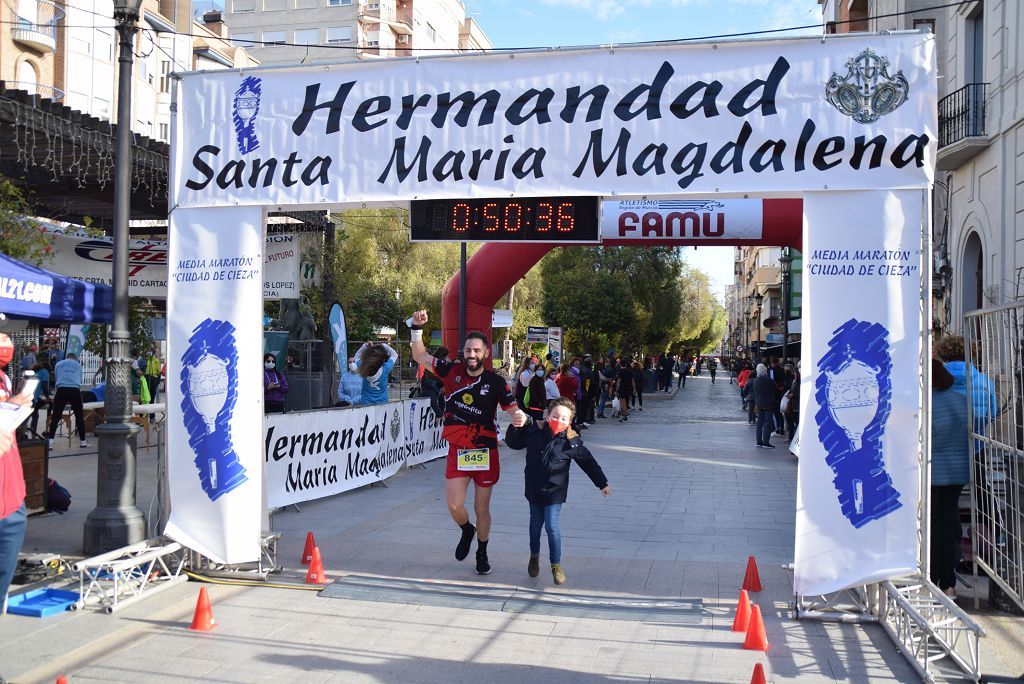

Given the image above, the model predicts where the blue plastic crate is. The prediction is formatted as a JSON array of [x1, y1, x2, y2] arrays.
[[6, 588, 80, 617]]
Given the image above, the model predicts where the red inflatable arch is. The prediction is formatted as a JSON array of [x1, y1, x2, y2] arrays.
[[440, 198, 803, 356]]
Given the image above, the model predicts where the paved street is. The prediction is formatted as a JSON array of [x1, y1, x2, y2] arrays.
[[1, 374, 1018, 682]]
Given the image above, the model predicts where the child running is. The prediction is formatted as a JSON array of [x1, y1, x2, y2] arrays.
[[504, 397, 610, 585]]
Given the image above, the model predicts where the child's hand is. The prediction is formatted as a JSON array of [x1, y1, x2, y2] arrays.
[[601, 486, 611, 497]]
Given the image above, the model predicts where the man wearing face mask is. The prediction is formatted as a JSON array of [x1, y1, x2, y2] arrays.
[[408, 310, 527, 576], [337, 357, 363, 407], [1, 333, 33, 610]]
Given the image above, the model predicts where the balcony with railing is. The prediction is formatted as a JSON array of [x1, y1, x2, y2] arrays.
[[9, 0, 63, 52], [937, 83, 989, 171]]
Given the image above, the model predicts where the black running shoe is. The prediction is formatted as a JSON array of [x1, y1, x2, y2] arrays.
[[455, 523, 476, 561], [476, 549, 491, 575]]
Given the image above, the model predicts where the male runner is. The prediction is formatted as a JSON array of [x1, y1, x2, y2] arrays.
[[408, 310, 527, 575]]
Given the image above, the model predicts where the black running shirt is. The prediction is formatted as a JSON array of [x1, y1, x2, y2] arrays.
[[431, 358, 516, 449]]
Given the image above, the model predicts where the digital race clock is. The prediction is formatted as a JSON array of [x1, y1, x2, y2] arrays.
[[409, 197, 600, 243]]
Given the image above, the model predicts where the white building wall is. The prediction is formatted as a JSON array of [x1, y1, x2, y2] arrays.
[[63, 0, 116, 119], [940, 0, 1024, 328]]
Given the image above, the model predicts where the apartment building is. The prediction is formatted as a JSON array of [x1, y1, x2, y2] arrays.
[[224, 0, 491, 66], [0, 0, 62, 98], [731, 246, 784, 357], [2, 0, 256, 144]]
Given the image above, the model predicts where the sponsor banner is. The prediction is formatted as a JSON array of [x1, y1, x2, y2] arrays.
[[173, 34, 934, 209], [164, 206, 264, 564], [526, 326, 548, 344], [45, 230, 301, 300], [794, 190, 923, 596], [264, 402, 408, 508], [404, 398, 449, 466], [328, 301, 347, 376], [601, 199, 763, 241]]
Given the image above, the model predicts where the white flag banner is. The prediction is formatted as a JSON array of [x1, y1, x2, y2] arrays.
[[404, 398, 448, 467], [264, 403, 407, 508], [601, 199, 763, 241], [44, 229, 302, 299], [794, 190, 923, 596], [164, 206, 264, 564], [173, 34, 935, 209]]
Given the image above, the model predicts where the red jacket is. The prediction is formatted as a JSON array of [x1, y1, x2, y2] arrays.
[[554, 372, 579, 400], [737, 369, 751, 388], [0, 370, 25, 518]]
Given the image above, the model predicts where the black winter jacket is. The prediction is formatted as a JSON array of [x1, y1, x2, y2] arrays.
[[751, 374, 778, 410], [505, 419, 608, 506]]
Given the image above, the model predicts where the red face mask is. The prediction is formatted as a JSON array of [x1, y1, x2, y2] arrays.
[[0, 337, 13, 367], [547, 418, 569, 434]]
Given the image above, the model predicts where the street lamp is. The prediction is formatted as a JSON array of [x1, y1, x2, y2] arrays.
[[754, 291, 764, 362], [84, 0, 146, 554], [779, 248, 793, 363]]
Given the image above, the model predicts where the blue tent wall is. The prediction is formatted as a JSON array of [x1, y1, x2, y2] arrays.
[[0, 253, 112, 323]]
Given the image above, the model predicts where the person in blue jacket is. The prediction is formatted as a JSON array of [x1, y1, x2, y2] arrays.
[[504, 396, 610, 586], [935, 335, 996, 428], [355, 342, 398, 405], [930, 358, 970, 598], [337, 357, 363, 407]]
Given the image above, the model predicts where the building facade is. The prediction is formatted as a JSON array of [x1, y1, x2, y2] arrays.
[[225, 0, 491, 66], [3, 0, 256, 144], [821, 0, 1023, 332]]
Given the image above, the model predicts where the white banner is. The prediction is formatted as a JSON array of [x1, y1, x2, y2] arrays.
[[164, 206, 264, 564], [404, 398, 448, 466], [547, 327, 563, 368], [45, 230, 302, 300], [794, 190, 923, 596], [264, 402, 408, 508], [601, 199, 763, 241], [173, 34, 935, 209]]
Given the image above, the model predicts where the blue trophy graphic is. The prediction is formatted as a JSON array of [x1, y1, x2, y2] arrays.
[[232, 76, 262, 155], [814, 318, 901, 528], [180, 318, 248, 501]]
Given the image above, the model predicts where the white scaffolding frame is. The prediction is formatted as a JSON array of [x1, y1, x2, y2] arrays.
[[71, 540, 187, 614]]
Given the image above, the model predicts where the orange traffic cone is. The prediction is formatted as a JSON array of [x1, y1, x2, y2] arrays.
[[301, 531, 316, 566], [743, 604, 769, 651], [305, 547, 327, 585], [732, 589, 752, 632], [750, 662, 767, 684], [188, 587, 216, 632], [742, 555, 763, 592]]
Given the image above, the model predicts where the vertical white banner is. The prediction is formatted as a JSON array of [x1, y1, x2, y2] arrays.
[[794, 190, 923, 596], [165, 206, 264, 564]]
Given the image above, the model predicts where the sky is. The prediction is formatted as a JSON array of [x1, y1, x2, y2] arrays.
[[462, 0, 822, 300]]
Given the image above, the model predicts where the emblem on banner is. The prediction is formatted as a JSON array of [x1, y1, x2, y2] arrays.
[[232, 76, 262, 155], [180, 318, 248, 501], [814, 318, 901, 528], [390, 408, 401, 441], [825, 49, 909, 124]]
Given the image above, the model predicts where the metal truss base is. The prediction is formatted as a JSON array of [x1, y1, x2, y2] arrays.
[[795, 576, 986, 682], [71, 539, 187, 614], [186, 532, 282, 580]]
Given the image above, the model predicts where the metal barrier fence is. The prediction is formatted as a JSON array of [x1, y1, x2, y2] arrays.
[[279, 339, 423, 411], [963, 301, 1024, 613]]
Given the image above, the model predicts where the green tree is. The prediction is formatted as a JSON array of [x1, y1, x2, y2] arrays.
[[0, 177, 54, 265]]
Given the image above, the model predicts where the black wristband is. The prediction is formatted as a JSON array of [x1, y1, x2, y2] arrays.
[[410, 324, 423, 331]]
